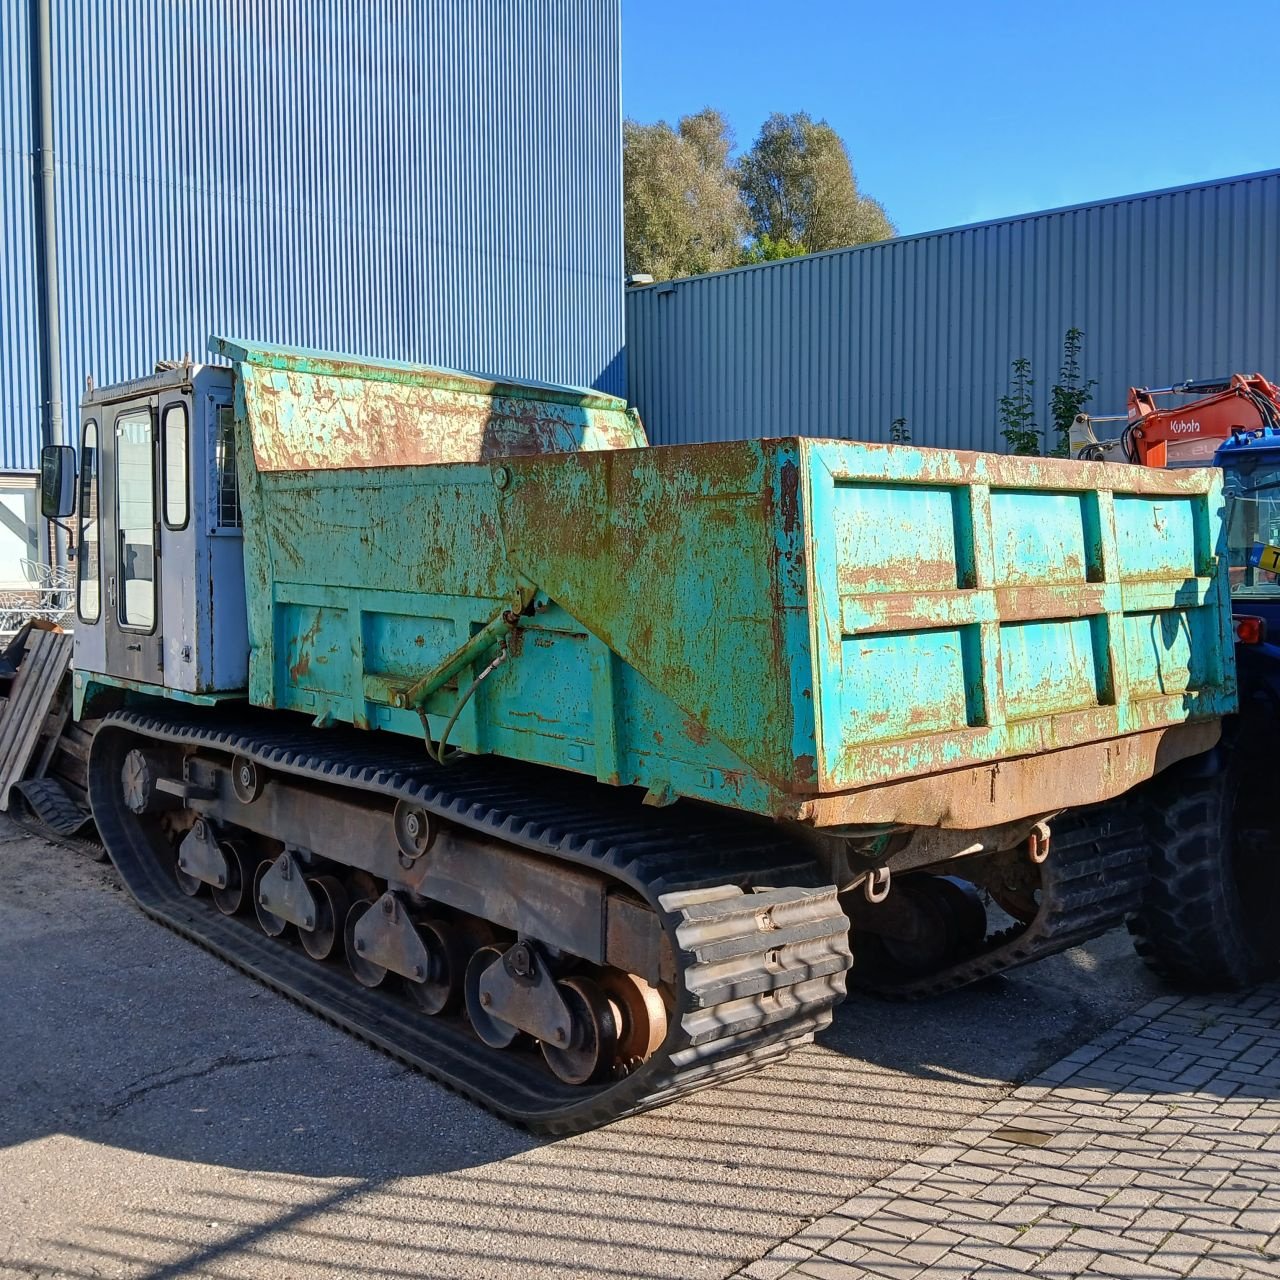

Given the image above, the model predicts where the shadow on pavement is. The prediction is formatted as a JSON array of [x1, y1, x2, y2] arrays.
[[5, 819, 1255, 1280]]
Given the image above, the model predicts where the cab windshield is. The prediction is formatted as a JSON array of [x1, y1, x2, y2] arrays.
[[1223, 460, 1280, 595]]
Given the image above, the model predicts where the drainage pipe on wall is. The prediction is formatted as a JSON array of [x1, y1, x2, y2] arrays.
[[34, 0, 63, 563]]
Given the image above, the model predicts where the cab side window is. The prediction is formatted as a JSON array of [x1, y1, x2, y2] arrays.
[[77, 420, 100, 623], [162, 403, 189, 529]]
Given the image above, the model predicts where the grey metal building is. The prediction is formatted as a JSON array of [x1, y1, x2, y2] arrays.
[[1, 0, 623, 574], [625, 170, 1280, 453]]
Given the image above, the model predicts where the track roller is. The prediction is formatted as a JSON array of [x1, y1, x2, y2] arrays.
[[402, 918, 467, 1014], [175, 818, 236, 901], [175, 860, 203, 897], [393, 800, 436, 863], [299, 874, 349, 961], [254, 859, 292, 938], [541, 976, 619, 1086], [211, 840, 251, 916], [231, 755, 265, 803], [90, 711, 854, 1132], [344, 899, 387, 987], [464, 945, 523, 1048]]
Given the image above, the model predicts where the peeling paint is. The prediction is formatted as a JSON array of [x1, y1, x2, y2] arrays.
[[224, 339, 1236, 828]]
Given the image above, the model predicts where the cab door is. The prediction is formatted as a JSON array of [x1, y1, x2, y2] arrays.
[[104, 399, 164, 683]]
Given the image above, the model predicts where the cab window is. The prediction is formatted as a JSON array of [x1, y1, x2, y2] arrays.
[[77, 421, 100, 623], [162, 402, 189, 529], [116, 410, 156, 630]]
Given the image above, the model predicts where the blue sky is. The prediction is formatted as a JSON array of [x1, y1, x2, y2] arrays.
[[621, 0, 1280, 236]]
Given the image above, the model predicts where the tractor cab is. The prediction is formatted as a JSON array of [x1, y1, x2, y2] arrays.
[[1215, 429, 1280, 672], [40, 361, 248, 706]]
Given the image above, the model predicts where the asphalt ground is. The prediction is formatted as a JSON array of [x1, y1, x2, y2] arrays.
[[0, 816, 1170, 1280]]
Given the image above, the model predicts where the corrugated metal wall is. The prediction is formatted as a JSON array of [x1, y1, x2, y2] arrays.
[[1, 0, 623, 472], [0, 3, 42, 473], [626, 170, 1280, 454]]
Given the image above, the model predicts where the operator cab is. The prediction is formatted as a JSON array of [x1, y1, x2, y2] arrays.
[[1215, 428, 1280, 643], [40, 362, 248, 702]]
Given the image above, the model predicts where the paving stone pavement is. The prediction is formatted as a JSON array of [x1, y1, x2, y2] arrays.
[[737, 983, 1280, 1280]]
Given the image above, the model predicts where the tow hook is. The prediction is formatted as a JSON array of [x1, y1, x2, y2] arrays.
[[864, 866, 892, 903], [1027, 821, 1051, 865]]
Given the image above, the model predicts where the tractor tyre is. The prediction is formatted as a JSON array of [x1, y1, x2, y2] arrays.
[[1128, 757, 1280, 990]]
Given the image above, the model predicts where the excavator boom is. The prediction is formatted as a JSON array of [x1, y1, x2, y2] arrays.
[[1075, 372, 1280, 467]]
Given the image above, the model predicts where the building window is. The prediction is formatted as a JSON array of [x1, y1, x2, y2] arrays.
[[77, 421, 100, 623], [0, 477, 38, 585], [215, 404, 241, 529], [162, 402, 189, 529]]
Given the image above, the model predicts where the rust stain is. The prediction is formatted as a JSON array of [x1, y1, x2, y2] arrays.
[[288, 612, 324, 683], [507, 709, 563, 725], [682, 716, 710, 747], [248, 365, 644, 474], [800, 721, 1220, 830], [778, 460, 800, 536], [838, 554, 957, 593]]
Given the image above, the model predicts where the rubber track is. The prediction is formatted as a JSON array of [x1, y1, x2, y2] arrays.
[[11, 776, 97, 838], [91, 708, 852, 1134], [856, 802, 1149, 999]]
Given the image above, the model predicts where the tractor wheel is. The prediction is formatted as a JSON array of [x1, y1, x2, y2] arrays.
[[1128, 757, 1280, 990]]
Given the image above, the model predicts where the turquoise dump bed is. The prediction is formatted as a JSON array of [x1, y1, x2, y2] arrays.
[[226, 342, 1232, 830]]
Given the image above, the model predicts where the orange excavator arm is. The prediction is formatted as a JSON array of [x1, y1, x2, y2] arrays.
[[1125, 373, 1280, 466]]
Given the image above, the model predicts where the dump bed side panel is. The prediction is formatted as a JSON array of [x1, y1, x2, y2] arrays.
[[494, 440, 816, 790], [231, 353, 814, 809], [805, 440, 1235, 802], [218, 338, 646, 473], [228, 335, 1233, 830]]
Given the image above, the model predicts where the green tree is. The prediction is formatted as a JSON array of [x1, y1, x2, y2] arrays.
[[623, 109, 747, 281], [737, 111, 895, 253], [739, 233, 806, 265], [999, 357, 1041, 455], [1048, 327, 1098, 457]]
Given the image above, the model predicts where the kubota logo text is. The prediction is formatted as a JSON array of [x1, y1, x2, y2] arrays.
[[1169, 419, 1201, 433]]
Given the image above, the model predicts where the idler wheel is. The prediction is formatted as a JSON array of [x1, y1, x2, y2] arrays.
[[121, 749, 156, 814], [344, 899, 388, 987], [597, 970, 668, 1064], [464, 945, 521, 1049], [211, 840, 250, 916], [541, 976, 619, 1086], [299, 874, 349, 962], [404, 918, 467, 1015], [253, 859, 291, 938]]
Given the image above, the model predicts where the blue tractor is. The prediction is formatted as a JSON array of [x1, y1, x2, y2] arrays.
[[1128, 427, 1280, 987]]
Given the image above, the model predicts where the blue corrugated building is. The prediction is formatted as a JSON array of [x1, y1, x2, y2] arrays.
[[626, 169, 1280, 454], [0, 0, 623, 576]]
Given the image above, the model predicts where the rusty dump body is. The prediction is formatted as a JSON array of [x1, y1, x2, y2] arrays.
[[70, 339, 1239, 1130], [209, 340, 1236, 833]]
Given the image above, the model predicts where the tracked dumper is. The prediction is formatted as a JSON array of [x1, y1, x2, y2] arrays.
[[44, 340, 1235, 1132]]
